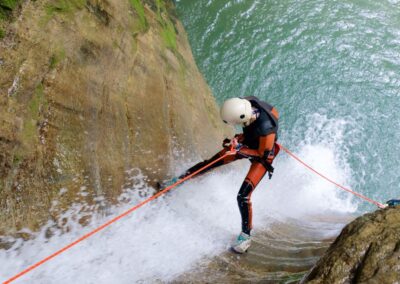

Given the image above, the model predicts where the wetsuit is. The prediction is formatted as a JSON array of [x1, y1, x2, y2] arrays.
[[179, 97, 279, 235]]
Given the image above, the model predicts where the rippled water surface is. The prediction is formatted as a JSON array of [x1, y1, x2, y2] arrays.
[[174, 0, 400, 281], [176, 0, 400, 208]]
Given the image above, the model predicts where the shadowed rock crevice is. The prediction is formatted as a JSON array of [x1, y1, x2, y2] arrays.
[[86, 0, 111, 26], [351, 243, 372, 283]]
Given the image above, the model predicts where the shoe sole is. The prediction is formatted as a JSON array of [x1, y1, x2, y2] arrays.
[[230, 247, 248, 254]]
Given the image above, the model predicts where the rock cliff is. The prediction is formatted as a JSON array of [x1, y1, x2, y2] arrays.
[[0, 0, 230, 235], [302, 207, 400, 284]]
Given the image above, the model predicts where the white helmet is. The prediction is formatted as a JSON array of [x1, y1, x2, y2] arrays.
[[220, 98, 252, 126]]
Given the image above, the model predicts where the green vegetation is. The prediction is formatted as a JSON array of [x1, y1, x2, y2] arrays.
[[0, 0, 21, 20], [42, 0, 87, 26], [128, 0, 177, 50], [49, 49, 66, 69], [29, 83, 46, 120], [0, 0, 21, 39], [155, 0, 177, 51], [49, 55, 58, 69], [160, 18, 176, 50], [45, 0, 86, 16], [12, 152, 22, 165], [22, 116, 38, 146], [129, 0, 148, 31], [22, 83, 47, 147], [0, 0, 19, 10]]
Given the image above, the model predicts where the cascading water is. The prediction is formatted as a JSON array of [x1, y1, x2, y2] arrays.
[[2, 0, 400, 283], [0, 146, 354, 283]]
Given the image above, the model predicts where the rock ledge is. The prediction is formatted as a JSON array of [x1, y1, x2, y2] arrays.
[[302, 207, 400, 284]]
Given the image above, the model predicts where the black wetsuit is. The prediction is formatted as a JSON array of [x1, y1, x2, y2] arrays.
[[180, 97, 279, 235]]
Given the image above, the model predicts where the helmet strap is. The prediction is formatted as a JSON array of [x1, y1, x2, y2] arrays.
[[242, 108, 260, 127], [252, 107, 260, 118]]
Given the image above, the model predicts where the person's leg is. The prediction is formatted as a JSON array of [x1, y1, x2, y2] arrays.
[[159, 148, 240, 189], [232, 161, 267, 253], [237, 161, 267, 235], [179, 148, 239, 179]]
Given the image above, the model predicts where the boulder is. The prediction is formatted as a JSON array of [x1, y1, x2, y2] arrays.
[[302, 207, 400, 284]]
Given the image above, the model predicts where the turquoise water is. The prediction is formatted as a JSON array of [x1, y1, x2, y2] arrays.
[[176, 0, 400, 210]]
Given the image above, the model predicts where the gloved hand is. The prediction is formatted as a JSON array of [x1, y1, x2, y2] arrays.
[[234, 133, 244, 143], [222, 138, 231, 148], [231, 137, 243, 151], [223, 137, 243, 151], [234, 142, 243, 151], [223, 134, 245, 146]]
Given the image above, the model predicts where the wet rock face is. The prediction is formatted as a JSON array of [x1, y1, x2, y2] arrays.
[[302, 207, 400, 284], [0, 0, 230, 235]]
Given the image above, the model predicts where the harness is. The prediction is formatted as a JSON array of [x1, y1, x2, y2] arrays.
[[241, 96, 280, 178]]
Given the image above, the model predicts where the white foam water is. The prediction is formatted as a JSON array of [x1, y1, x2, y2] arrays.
[[1, 136, 357, 283]]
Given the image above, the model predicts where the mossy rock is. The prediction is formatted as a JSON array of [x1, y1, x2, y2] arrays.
[[49, 49, 66, 69], [0, 0, 20, 10], [154, 0, 177, 51], [302, 207, 400, 283], [45, 0, 87, 16], [0, 0, 21, 20], [129, 0, 147, 31], [0, 0, 228, 237]]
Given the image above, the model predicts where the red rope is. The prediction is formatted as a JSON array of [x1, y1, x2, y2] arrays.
[[3, 149, 238, 284], [3, 142, 386, 283], [277, 143, 386, 209]]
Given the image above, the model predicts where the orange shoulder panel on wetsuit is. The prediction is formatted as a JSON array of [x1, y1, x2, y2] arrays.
[[271, 107, 279, 119], [258, 133, 276, 156]]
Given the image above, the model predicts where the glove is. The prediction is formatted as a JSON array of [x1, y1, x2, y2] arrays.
[[234, 142, 243, 151], [231, 137, 243, 151], [234, 133, 244, 143], [222, 138, 231, 148]]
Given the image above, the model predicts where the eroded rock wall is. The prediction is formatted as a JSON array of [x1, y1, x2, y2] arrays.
[[0, 0, 230, 235]]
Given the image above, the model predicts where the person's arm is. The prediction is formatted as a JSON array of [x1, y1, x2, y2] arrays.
[[238, 133, 276, 159]]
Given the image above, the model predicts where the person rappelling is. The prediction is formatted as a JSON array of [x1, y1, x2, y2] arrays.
[[162, 96, 280, 253]]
